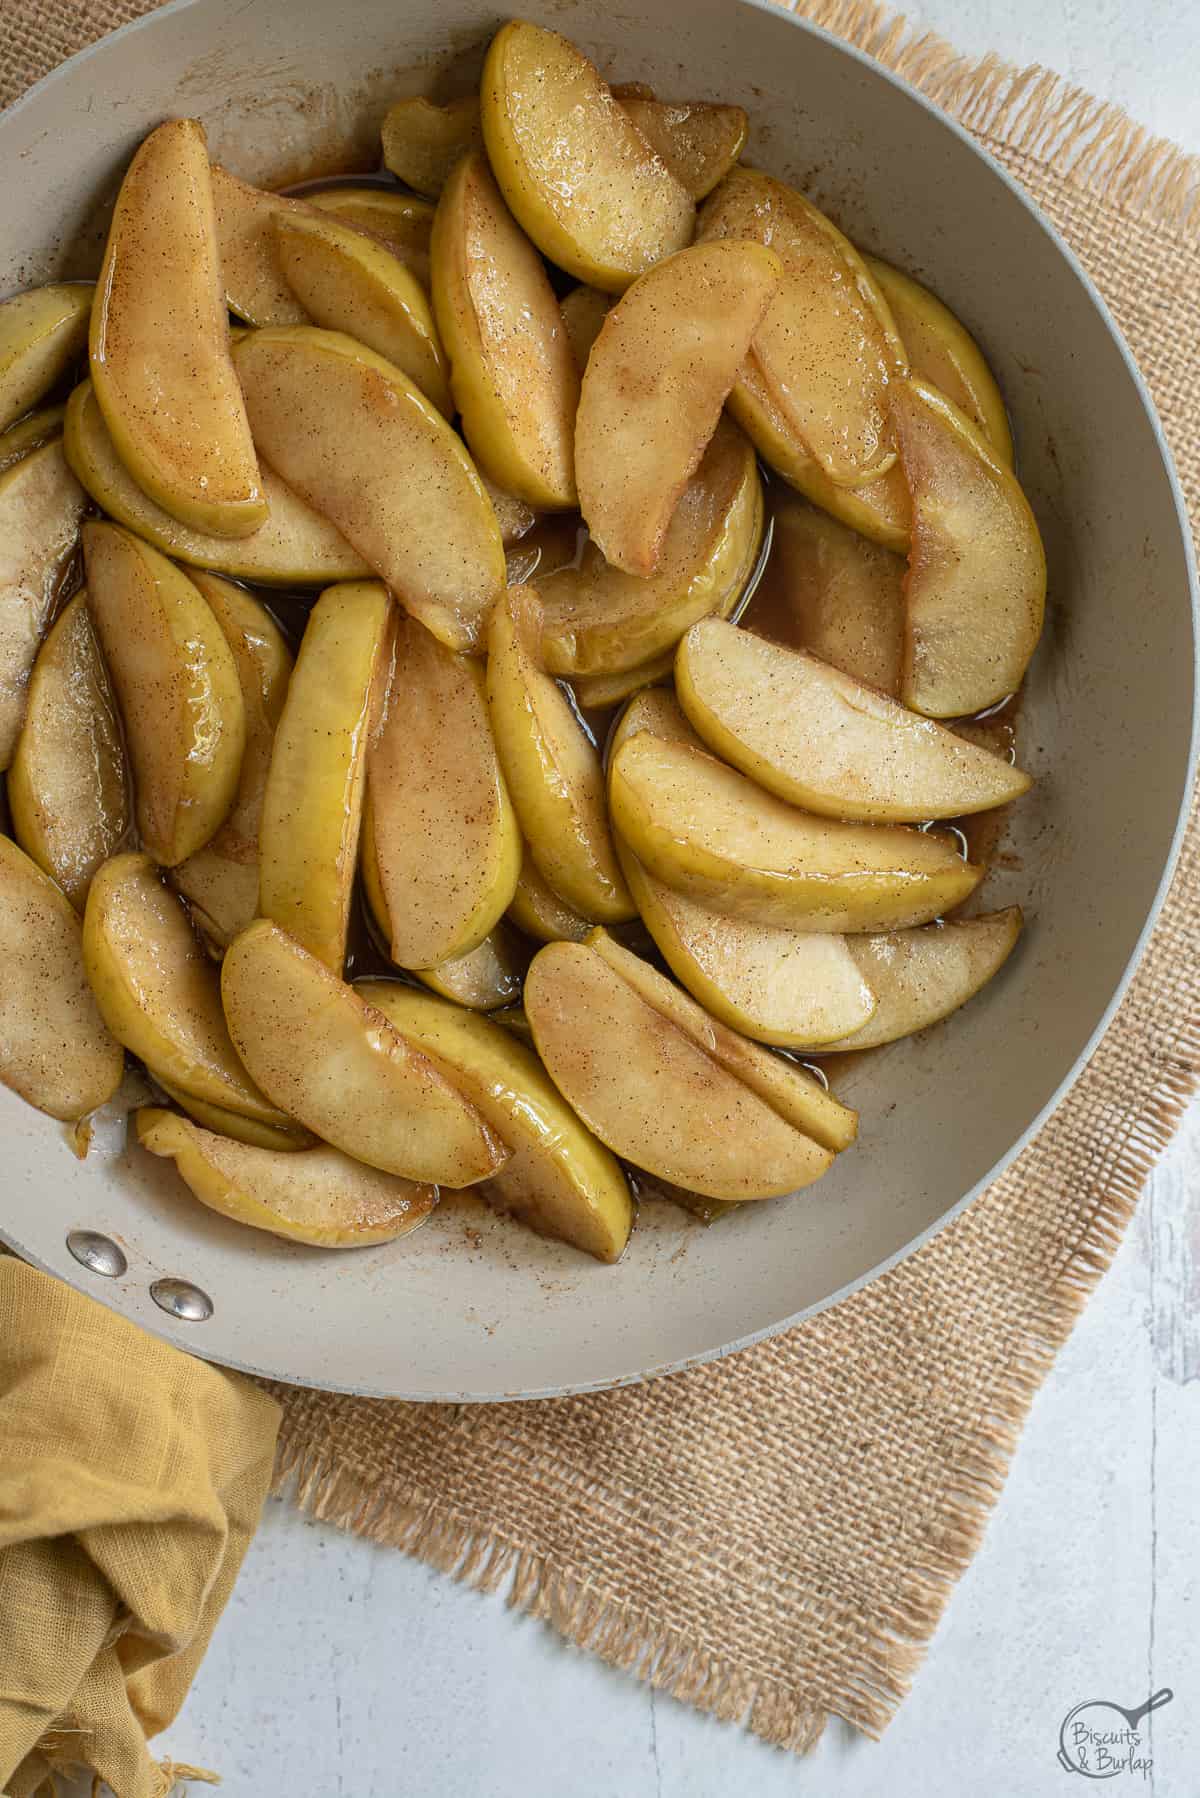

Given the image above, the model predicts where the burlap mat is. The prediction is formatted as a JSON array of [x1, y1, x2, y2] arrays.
[[6, 0, 1199, 1753]]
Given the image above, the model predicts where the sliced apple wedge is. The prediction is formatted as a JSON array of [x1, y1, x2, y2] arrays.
[[0, 439, 88, 769], [698, 168, 906, 489], [137, 1109, 437, 1247], [171, 576, 293, 952], [153, 1079, 314, 1153], [893, 378, 1046, 717], [0, 835, 124, 1121], [381, 95, 484, 197], [309, 189, 435, 285], [506, 849, 591, 944], [90, 119, 265, 538], [9, 593, 130, 909], [366, 984, 633, 1262], [83, 853, 285, 1126], [560, 287, 611, 374], [0, 283, 92, 431], [676, 618, 1031, 821], [570, 653, 675, 711], [210, 165, 310, 327], [258, 579, 390, 973], [481, 21, 693, 292], [826, 909, 1023, 1051], [575, 241, 780, 575], [617, 844, 876, 1048], [608, 684, 706, 760], [588, 929, 857, 1150], [745, 493, 905, 696], [272, 208, 452, 415], [542, 416, 762, 677], [609, 732, 982, 931], [432, 150, 580, 508], [487, 587, 634, 923], [65, 381, 368, 587], [221, 919, 507, 1186], [734, 370, 912, 553], [867, 259, 1012, 464], [483, 476, 537, 546], [525, 939, 835, 1200], [0, 403, 67, 478], [235, 326, 505, 652], [83, 522, 245, 867], [414, 924, 528, 1012], [366, 614, 520, 969], [616, 96, 748, 201]]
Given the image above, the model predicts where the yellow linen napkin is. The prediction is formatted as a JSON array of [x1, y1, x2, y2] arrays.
[[0, 1259, 280, 1798]]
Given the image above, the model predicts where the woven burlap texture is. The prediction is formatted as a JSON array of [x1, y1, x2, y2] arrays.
[[5, 0, 1198, 1757]]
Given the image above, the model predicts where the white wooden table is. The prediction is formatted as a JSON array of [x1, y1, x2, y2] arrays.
[[67, 3, 1200, 1792]]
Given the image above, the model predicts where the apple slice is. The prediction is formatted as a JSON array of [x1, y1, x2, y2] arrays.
[[482, 476, 537, 546], [366, 614, 520, 969], [745, 493, 905, 695], [8, 592, 130, 909], [541, 416, 762, 676], [0, 283, 92, 431], [893, 378, 1046, 717], [0, 403, 67, 478], [617, 844, 875, 1048], [732, 369, 912, 553], [608, 684, 706, 759], [309, 189, 435, 284], [575, 240, 781, 575], [413, 924, 528, 1012], [83, 522, 245, 867], [826, 909, 1023, 1051], [487, 587, 633, 923], [616, 95, 748, 201], [210, 165, 311, 327], [171, 577, 293, 953], [0, 835, 124, 1121], [221, 919, 507, 1186], [432, 150, 580, 508], [570, 653, 676, 711], [272, 208, 452, 415], [366, 983, 633, 1261], [83, 853, 285, 1126], [381, 95, 484, 197], [560, 287, 611, 374], [525, 939, 835, 1200], [867, 259, 1012, 464], [506, 849, 591, 944], [65, 381, 368, 588], [137, 1109, 437, 1247], [590, 934, 852, 1143], [234, 326, 505, 652], [588, 928, 857, 1150], [153, 1079, 314, 1153], [481, 22, 694, 292], [0, 439, 88, 769], [698, 168, 906, 488], [90, 119, 265, 538], [609, 732, 981, 931], [676, 617, 1032, 821], [258, 579, 390, 973]]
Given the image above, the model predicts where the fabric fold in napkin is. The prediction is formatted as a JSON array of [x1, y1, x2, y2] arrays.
[[0, 1259, 280, 1798]]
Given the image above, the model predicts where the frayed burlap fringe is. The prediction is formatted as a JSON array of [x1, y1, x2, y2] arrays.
[[787, 0, 1200, 233]]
